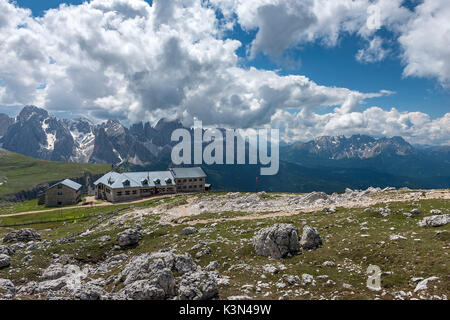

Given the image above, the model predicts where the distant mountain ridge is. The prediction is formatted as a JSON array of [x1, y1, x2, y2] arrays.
[[0, 106, 178, 166], [285, 134, 418, 160], [0, 106, 449, 193]]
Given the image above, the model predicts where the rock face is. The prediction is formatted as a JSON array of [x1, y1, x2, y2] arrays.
[[0, 245, 14, 256], [117, 251, 218, 300], [117, 228, 142, 248], [177, 271, 219, 300], [0, 105, 179, 165], [252, 224, 301, 259], [3, 228, 41, 243], [418, 214, 450, 227], [0, 279, 15, 299], [41, 264, 67, 281], [299, 225, 322, 250], [0, 254, 11, 269]]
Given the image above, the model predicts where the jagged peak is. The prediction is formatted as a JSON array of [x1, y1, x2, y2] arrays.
[[17, 105, 49, 122]]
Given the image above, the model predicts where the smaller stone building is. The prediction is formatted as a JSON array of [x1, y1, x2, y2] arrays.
[[45, 179, 82, 207]]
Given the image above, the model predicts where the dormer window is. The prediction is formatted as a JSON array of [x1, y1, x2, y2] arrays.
[[165, 178, 172, 184], [154, 179, 161, 184], [142, 179, 148, 185], [123, 179, 130, 186], [107, 177, 114, 185]]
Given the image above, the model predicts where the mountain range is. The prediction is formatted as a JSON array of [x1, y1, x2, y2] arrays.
[[0, 105, 449, 193]]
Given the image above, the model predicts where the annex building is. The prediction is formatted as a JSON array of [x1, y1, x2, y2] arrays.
[[43, 179, 82, 207]]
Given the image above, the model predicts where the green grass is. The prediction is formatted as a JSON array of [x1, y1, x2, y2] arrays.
[[0, 148, 110, 196], [0, 195, 180, 227], [0, 194, 448, 300], [0, 199, 47, 215]]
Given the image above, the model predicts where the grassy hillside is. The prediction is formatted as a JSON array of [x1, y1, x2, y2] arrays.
[[0, 148, 110, 196], [0, 193, 448, 300]]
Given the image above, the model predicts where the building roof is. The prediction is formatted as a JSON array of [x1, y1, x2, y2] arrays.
[[169, 167, 206, 179], [94, 171, 175, 189], [49, 179, 82, 191]]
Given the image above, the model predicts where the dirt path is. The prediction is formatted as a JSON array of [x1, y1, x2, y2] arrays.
[[170, 190, 450, 226], [0, 194, 179, 218]]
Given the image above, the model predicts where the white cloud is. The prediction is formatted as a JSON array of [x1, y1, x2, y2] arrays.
[[272, 107, 450, 146], [399, 0, 450, 85], [0, 0, 448, 146], [356, 36, 389, 63], [211, 0, 450, 85], [210, 0, 410, 56]]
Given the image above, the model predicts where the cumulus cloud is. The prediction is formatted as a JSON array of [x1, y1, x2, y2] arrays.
[[272, 108, 450, 146], [210, 0, 410, 56], [0, 0, 448, 146], [399, 0, 450, 85], [212, 0, 450, 86]]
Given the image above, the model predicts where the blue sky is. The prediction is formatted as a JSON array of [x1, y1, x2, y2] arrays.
[[1, 0, 449, 145], [13, 0, 448, 119]]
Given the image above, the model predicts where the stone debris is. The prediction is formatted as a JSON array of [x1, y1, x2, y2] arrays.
[[414, 277, 439, 292], [263, 264, 279, 274], [375, 208, 392, 217], [0, 254, 11, 269], [181, 227, 198, 235], [0, 245, 14, 256], [0, 279, 15, 299]]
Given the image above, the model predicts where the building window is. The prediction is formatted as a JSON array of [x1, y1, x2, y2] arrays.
[[125, 191, 130, 195], [183, 186, 187, 189], [132, 190, 137, 195], [57, 192, 62, 196], [183, 179, 187, 182], [106, 188, 111, 194], [117, 191, 122, 196], [58, 185, 62, 189]]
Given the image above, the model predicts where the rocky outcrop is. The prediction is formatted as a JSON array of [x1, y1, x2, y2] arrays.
[[117, 228, 142, 248], [117, 251, 219, 300], [253, 224, 302, 259], [0, 279, 15, 299], [3, 228, 41, 243], [0, 254, 11, 269], [299, 225, 322, 251], [418, 214, 450, 227], [0, 245, 14, 256], [181, 227, 198, 235], [177, 271, 219, 300]]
